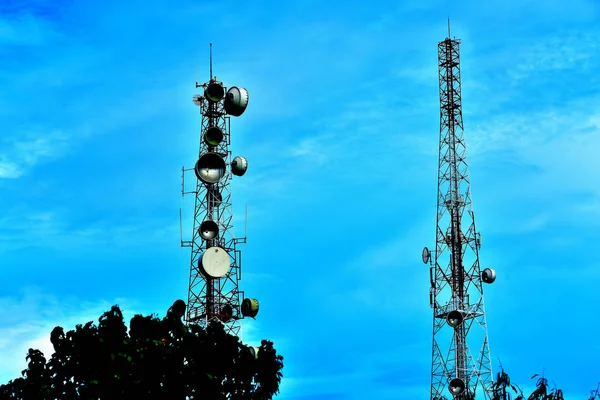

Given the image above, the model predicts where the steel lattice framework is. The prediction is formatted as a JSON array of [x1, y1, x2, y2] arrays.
[[181, 86, 244, 336], [180, 45, 256, 336], [422, 33, 495, 400]]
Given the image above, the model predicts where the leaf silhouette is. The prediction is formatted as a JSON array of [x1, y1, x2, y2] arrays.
[[0, 300, 284, 399]]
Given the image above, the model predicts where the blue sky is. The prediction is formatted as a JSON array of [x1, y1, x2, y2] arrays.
[[1, 0, 599, 398]]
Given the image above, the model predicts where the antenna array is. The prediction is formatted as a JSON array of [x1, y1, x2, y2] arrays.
[[180, 44, 259, 336], [422, 30, 497, 399]]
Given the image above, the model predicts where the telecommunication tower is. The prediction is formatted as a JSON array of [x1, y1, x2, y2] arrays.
[[180, 44, 259, 337], [421, 24, 497, 400]]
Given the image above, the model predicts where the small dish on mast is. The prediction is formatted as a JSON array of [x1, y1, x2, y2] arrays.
[[446, 310, 463, 328], [241, 298, 259, 318], [204, 126, 224, 146], [199, 219, 219, 240], [482, 268, 496, 284], [199, 246, 231, 278], [192, 94, 202, 106], [224, 86, 249, 117], [195, 153, 226, 184], [422, 247, 431, 264], [231, 156, 248, 177], [205, 81, 225, 102], [448, 378, 465, 396]]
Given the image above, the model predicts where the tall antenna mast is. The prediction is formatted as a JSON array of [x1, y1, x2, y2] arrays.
[[209, 42, 213, 81], [181, 44, 258, 337], [422, 29, 497, 400]]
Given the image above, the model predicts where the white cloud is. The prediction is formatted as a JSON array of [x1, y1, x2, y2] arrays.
[[0, 161, 21, 179], [508, 29, 599, 77], [0, 203, 180, 254], [468, 99, 600, 203], [0, 130, 73, 179]]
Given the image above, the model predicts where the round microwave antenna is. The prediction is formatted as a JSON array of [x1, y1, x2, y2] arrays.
[[231, 156, 248, 176], [422, 247, 431, 264], [199, 219, 219, 240], [448, 378, 465, 395], [205, 82, 225, 102], [204, 126, 224, 146], [446, 310, 463, 328], [241, 298, 259, 318], [224, 87, 249, 116], [192, 94, 202, 106], [169, 299, 186, 319], [199, 246, 231, 278], [247, 345, 260, 360], [195, 153, 226, 184], [482, 268, 496, 284]]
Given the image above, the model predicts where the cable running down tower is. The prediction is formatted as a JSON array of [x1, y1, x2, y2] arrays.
[[180, 43, 259, 337], [422, 28, 497, 400]]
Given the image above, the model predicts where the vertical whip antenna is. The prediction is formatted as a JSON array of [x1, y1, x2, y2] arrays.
[[179, 208, 183, 242], [209, 43, 213, 81], [448, 17, 451, 38], [245, 204, 248, 240]]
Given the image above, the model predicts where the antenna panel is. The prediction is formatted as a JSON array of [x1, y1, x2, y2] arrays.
[[224, 87, 249, 116], [199, 219, 219, 240], [422, 246, 431, 264], [199, 247, 231, 278], [231, 156, 248, 176], [205, 82, 225, 102], [204, 126, 224, 146], [195, 153, 226, 184]]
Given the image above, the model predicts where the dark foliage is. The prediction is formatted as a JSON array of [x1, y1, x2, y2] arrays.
[[491, 365, 598, 400], [491, 367, 524, 400], [588, 383, 600, 400], [526, 373, 564, 400], [0, 300, 284, 400], [436, 365, 598, 400]]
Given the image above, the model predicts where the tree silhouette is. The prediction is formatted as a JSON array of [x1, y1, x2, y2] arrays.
[[431, 364, 599, 400], [491, 364, 524, 400], [0, 300, 283, 400], [527, 372, 564, 400], [588, 383, 600, 400]]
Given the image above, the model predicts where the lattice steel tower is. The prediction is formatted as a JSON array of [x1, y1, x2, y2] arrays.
[[421, 26, 497, 400], [180, 44, 259, 337]]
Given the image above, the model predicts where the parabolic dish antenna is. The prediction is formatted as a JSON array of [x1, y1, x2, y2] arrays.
[[482, 268, 496, 284], [224, 86, 249, 117], [199, 219, 219, 240], [248, 346, 260, 360], [446, 310, 463, 328], [422, 247, 430, 264], [192, 94, 202, 106], [241, 298, 259, 318], [195, 153, 226, 184], [204, 126, 224, 146], [448, 378, 465, 395], [205, 82, 225, 102], [199, 246, 231, 278], [231, 156, 248, 177]]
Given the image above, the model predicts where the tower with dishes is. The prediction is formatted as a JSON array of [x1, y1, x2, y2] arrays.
[[422, 25, 496, 399], [180, 44, 259, 336]]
